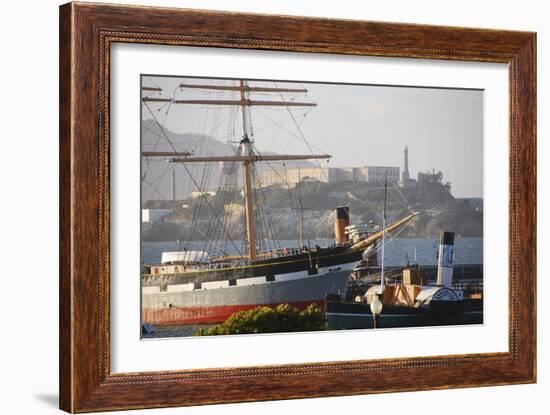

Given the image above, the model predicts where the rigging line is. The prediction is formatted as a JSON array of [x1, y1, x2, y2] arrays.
[[255, 169, 280, 249], [205, 179, 225, 255], [144, 101, 189, 153], [225, 173, 243, 253], [274, 82, 319, 156], [206, 89, 226, 139], [265, 113, 292, 151], [228, 169, 244, 244], [173, 83, 183, 97], [295, 173, 310, 249], [206, 167, 237, 253], [144, 102, 174, 179], [210, 174, 233, 256], [206, 169, 227, 249], [219, 172, 240, 255], [279, 111, 313, 155], [289, 90, 304, 102], [306, 109, 366, 169], [142, 84, 171, 100], [184, 221, 212, 244], [144, 76, 162, 90], [223, 190, 240, 256], [219, 118, 240, 251], [246, 100, 254, 139], [141, 124, 193, 154], [252, 107, 325, 154], [258, 163, 295, 249], [207, 98, 222, 137], [249, 165, 264, 246], [263, 188, 280, 246], [252, 116, 292, 134], [284, 163, 296, 209], [181, 213, 216, 245], [348, 191, 383, 222], [205, 165, 236, 255], [177, 89, 236, 96], [328, 88, 382, 165], [142, 163, 172, 188], [183, 138, 204, 201], [142, 122, 164, 177], [218, 174, 235, 242], [141, 163, 176, 198], [366, 217, 414, 260], [142, 177, 168, 201], [372, 216, 415, 258], [251, 164, 274, 252], [259, 189, 276, 252], [270, 89, 351, 210], [333, 89, 413, 211], [227, 106, 237, 143], [205, 112, 230, 139], [252, 148, 298, 211], [142, 91, 171, 101], [144, 104, 244, 258], [198, 163, 217, 253], [227, 176, 240, 243], [271, 99, 351, 211], [179, 220, 211, 248], [189, 158, 210, 243], [199, 161, 215, 250], [158, 101, 172, 112], [250, 108, 295, 145], [163, 104, 255, 111], [299, 107, 400, 221], [200, 104, 210, 143], [387, 185, 413, 209], [250, 177, 264, 252], [214, 153, 240, 242]]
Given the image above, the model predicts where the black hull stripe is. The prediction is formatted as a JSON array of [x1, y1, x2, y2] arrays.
[[143, 247, 363, 286]]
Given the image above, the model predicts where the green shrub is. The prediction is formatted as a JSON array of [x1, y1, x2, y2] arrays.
[[195, 303, 325, 336]]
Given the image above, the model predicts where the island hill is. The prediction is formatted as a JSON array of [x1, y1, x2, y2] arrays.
[[141, 121, 482, 242], [142, 177, 482, 242]]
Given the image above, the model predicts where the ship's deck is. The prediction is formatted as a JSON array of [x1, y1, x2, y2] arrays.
[[142, 244, 360, 286]]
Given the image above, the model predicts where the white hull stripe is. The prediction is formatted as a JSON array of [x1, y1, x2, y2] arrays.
[[143, 261, 359, 294]]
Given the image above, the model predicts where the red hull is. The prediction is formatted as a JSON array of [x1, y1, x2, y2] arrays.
[[142, 300, 326, 325]]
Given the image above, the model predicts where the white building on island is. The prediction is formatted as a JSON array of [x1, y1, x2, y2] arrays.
[[259, 165, 399, 187]]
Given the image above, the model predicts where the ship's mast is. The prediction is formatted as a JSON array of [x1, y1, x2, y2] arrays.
[[143, 80, 323, 263], [241, 142, 257, 259], [239, 80, 257, 260]]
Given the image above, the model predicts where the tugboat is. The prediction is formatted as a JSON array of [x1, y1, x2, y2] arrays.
[[326, 230, 483, 329]]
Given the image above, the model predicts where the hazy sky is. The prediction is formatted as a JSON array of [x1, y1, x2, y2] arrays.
[[142, 75, 483, 198]]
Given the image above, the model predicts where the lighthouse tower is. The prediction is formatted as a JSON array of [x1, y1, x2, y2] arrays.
[[399, 145, 416, 188], [402, 146, 410, 182]]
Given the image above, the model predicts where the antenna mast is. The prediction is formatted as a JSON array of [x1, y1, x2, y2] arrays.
[[380, 174, 387, 293]]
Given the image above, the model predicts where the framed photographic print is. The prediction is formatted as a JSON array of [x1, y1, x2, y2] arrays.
[[59, 2, 536, 412]]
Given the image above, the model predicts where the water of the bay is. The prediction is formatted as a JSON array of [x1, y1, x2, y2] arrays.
[[141, 237, 483, 339], [141, 237, 483, 266]]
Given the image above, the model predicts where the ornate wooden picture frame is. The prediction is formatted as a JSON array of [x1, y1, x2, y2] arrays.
[[59, 2, 536, 412]]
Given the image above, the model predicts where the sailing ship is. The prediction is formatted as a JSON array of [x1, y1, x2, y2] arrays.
[[141, 79, 417, 326]]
